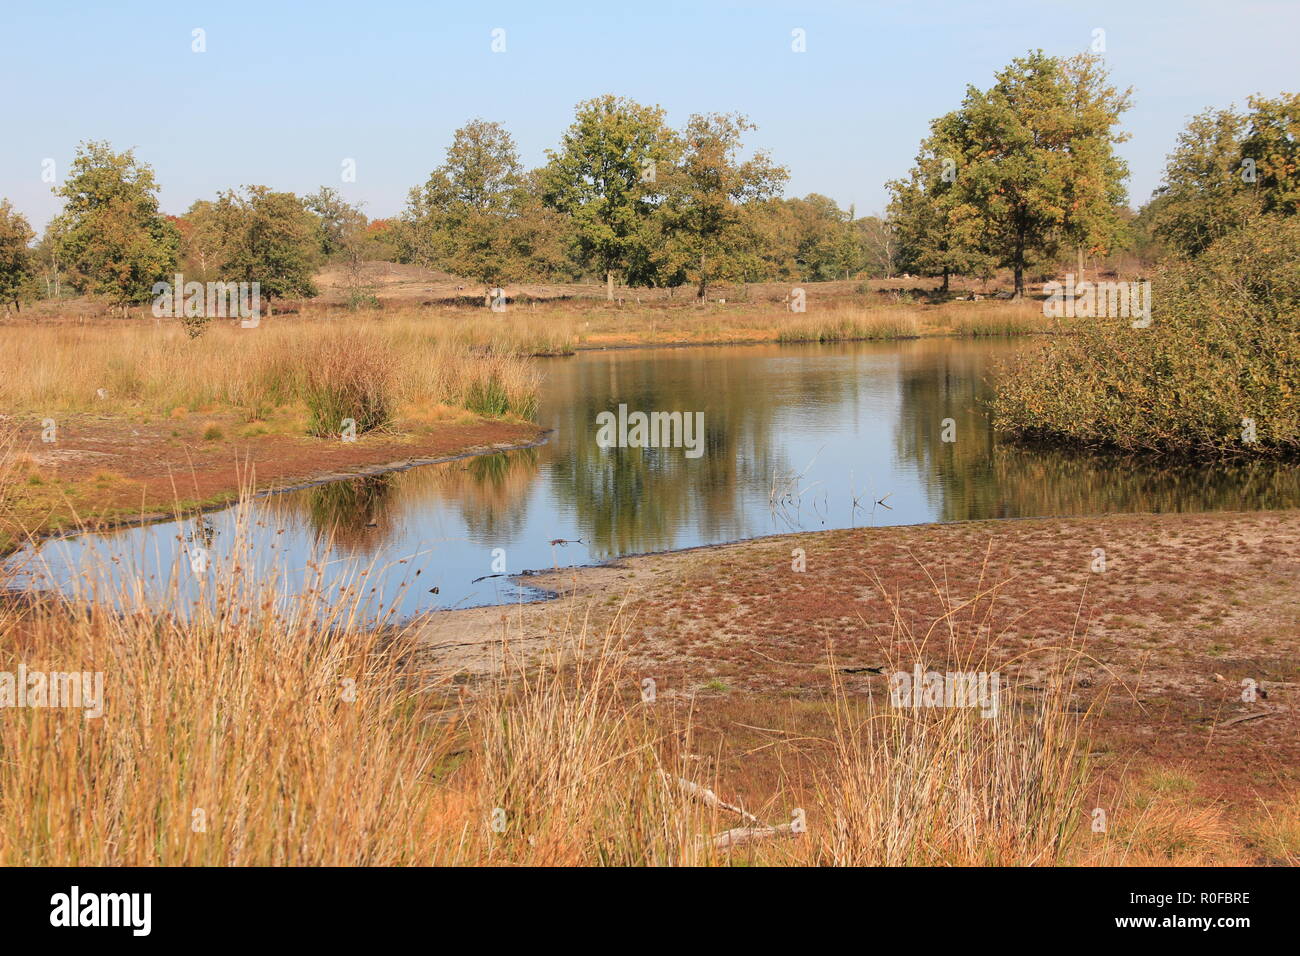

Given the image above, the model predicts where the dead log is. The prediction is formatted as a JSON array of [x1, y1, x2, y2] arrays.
[[658, 771, 760, 825], [711, 822, 799, 850], [659, 771, 806, 851]]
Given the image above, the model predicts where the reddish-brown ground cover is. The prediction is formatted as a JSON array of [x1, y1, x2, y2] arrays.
[[425, 510, 1300, 823]]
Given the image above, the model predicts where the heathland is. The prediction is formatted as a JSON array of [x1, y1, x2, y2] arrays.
[[2, 50, 1297, 866], [3, 272, 1297, 866]]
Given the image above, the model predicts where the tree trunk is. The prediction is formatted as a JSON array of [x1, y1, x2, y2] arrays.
[[605, 271, 614, 302], [941, 268, 950, 293], [696, 253, 708, 300], [1012, 222, 1026, 299]]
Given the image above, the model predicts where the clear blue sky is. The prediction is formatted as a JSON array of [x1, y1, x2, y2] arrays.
[[3, 0, 1297, 231]]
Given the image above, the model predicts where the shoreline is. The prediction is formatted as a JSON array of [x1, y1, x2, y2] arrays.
[[550, 321, 1048, 354], [416, 508, 1300, 810], [1, 418, 550, 550], [23, 431, 554, 547]]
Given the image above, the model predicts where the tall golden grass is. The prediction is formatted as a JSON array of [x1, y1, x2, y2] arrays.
[[812, 670, 1085, 864], [0, 296, 1055, 432], [355, 296, 1042, 349], [300, 330, 399, 435], [5, 507, 1295, 865], [0, 483, 1109, 866], [0, 315, 543, 424], [0, 509, 460, 865], [776, 306, 921, 343], [943, 298, 1048, 336]]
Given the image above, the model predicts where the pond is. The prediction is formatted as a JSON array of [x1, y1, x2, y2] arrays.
[[10, 339, 1300, 618]]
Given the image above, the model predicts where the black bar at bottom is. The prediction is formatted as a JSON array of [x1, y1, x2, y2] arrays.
[[0, 865, 1282, 942]]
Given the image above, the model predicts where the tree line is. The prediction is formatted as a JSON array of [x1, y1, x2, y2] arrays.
[[0, 98, 894, 313], [887, 52, 1296, 294], [0, 52, 1295, 313]]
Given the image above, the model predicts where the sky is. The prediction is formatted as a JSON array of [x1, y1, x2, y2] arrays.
[[3, 0, 1298, 232]]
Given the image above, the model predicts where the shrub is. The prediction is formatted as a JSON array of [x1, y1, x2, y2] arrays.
[[345, 286, 380, 311], [992, 216, 1300, 456], [300, 331, 396, 437], [180, 313, 211, 339]]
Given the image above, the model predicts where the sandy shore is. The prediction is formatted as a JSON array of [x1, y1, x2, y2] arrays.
[[417, 509, 1300, 805]]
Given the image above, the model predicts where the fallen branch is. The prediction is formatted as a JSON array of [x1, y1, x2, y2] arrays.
[[659, 771, 760, 825], [1215, 710, 1275, 729], [710, 822, 799, 850], [660, 771, 807, 852]]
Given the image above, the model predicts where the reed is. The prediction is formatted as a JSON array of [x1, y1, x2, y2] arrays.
[[0, 313, 543, 424], [776, 307, 921, 343], [944, 299, 1048, 336], [0, 494, 1101, 865]]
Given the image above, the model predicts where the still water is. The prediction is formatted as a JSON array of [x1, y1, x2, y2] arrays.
[[10, 339, 1300, 617]]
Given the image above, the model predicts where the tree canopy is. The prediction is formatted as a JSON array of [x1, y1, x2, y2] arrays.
[[541, 95, 679, 300], [52, 141, 179, 310], [0, 200, 36, 311], [893, 52, 1131, 296], [1144, 93, 1300, 258]]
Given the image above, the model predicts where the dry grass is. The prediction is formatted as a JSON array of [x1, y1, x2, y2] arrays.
[[1244, 793, 1300, 864], [401, 294, 1052, 347], [0, 505, 463, 865], [467, 630, 703, 866], [0, 314, 543, 425], [300, 330, 398, 436], [943, 298, 1050, 336], [3, 529, 1292, 865], [0, 492, 1103, 866], [775, 306, 921, 343], [1075, 785, 1244, 866], [812, 669, 1086, 865], [427, 309, 580, 357], [3, 292, 1056, 426], [341, 294, 1043, 350], [1, 437, 1291, 865]]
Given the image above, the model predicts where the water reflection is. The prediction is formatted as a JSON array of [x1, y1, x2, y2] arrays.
[[10, 339, 1300, 617], [296, 474, 397, 555]]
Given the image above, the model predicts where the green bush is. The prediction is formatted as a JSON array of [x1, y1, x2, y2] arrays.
[[992, 215, 1300, 456]]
